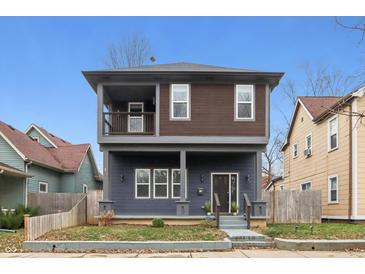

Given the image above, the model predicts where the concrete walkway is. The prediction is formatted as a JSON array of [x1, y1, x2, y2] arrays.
[[1, 249, 365, 258], [222, 228, 264, 238]]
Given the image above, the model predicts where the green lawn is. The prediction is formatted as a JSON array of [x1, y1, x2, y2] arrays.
[[38, 224, 227, 241], [261, 224, 365, 240], [0, 229, 24, 252]]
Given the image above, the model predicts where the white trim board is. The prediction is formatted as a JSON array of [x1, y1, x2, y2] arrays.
[[24, 124, 58, 148]]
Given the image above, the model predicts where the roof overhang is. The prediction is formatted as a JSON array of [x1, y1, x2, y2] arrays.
[[0, 165, 32, 178], [82, 71, 284, 92]]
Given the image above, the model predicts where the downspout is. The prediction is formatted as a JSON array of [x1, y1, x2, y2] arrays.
[[348, 103, 353, 222], [25, 160, 32, 207]]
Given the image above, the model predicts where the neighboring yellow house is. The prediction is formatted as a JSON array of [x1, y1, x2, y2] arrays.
[[281, 86, 365, 221]]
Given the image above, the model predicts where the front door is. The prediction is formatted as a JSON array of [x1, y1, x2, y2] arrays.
[[212, 173, 239, 213], [212, 174, 230, 212], [128, 102, 144, 133]]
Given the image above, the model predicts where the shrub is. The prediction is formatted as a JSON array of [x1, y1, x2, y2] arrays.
[[203, 200, 211, 213], [152, 218, 164, 227], [99, 210, 114, 226], [0, 204, 39, 229], [231, 201, 238, 213]]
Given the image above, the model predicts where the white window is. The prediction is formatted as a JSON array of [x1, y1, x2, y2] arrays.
[[235, 85, 254, 120], [82, 184, 88, 193], [153, 169, 169, 199], [170, 84, 190, 120], [328, 116, 338, 151], [301, 182, 312, 191], [292, 143, 298, 158], [305, 134, 312, 156], [171, 169, 188, 199], [279, 185, 284, 191], [328, 175, 339, 203], [135, 169, 151, 199], [128, 102, 144, 133], [39, 182, 48, 193]]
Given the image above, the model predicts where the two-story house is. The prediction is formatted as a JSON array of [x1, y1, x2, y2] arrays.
[[0, 121, 102, 208], [83, 62, 283, 221], [281, 86, 365, 221]]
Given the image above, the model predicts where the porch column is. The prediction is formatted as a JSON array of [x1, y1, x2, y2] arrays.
[[180, 149, 186, 202], [99, 150, 113, 212], [176, 149, 189, 216], [97, 84, 104, 141], [255, 151, 262, 201]]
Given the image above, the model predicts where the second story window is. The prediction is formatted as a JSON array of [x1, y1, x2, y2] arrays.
[[328, 116, 338, 151], [235, 85, 254, 120], [292, 143, 298, 158], [304, 134, 312, 157], [171, 84, 190, 120]]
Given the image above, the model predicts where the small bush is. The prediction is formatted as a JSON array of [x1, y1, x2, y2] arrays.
[[152, 218, 164, 227], [0, 204, 39, 229], [203, 200, 211, 213]]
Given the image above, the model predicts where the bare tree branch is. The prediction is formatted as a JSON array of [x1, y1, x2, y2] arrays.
[[105, 33, 153, 68], [335, 17, 365, 45], [263, 128, 285, 182]]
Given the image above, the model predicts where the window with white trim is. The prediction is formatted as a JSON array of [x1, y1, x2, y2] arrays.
[[305, 134, 312, 157], [135, 169, 151, 199], [279, 185, 284, 191], [235, 85, 254, 120], [39, 182, 48, 193], [171, 84, 190, 119], [301, 181, 312, 191], [328, 116, 338, 151], [153, 169, 168, 198], [171, 169, 188, 199], [82, 184, 88, 193], [328, 176, 338, 203], [31, 136, 39, 143], [292, 143, 298, 158]]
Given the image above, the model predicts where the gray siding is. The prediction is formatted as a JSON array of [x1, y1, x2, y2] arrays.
[[0, 135, 24, 171], [27, 165, 61, 193], [0, 175, 24, 208], [110, 152, 255, 215]]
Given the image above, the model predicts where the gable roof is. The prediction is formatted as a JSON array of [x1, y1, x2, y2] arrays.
[[25, 124, 72, 148], [298, 96, 342, 120], [0, 121, 100, 178], [281, 86, 365, 151]]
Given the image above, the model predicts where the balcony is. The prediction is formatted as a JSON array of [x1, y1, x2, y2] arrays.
[[103, 112, 155, 135], [100, 84, 157, 136]]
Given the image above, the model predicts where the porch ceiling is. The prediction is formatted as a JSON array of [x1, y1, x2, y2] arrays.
[[104, 85, 155, 102]]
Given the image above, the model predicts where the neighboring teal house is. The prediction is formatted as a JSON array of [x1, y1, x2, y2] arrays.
[[0, 121, 102, 209]]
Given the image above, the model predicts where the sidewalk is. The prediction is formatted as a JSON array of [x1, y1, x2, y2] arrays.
[[1, 249, 365, 258]]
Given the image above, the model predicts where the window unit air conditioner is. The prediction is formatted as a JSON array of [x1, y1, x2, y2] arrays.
[[304, 148, 312, 157]]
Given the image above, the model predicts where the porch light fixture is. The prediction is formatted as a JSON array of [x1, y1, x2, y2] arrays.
[[200, 175, 204, 183], [245, 175, 250, 183], [120, 174, 125, 183]]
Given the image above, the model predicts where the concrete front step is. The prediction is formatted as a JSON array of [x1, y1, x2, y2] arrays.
[[232, 240, 275, 248], [220, 220, 247, 225], [220, 224, 248, 229]]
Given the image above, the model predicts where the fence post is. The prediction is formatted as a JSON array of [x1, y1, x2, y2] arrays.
[[24, 214, 30, 241]]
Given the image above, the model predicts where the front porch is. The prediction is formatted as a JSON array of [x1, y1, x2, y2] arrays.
[[99, 148, 266, 221]]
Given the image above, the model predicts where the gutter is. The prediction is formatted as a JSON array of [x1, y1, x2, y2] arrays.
[[348, 103, 353, 221]]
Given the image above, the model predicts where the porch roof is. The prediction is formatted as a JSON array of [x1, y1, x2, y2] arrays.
[[0, 162, 32, 178]]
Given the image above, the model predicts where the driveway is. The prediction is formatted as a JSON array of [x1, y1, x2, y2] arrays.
[[1, 249, 365, 258]]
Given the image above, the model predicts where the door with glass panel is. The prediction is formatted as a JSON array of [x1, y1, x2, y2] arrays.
[[128, 102, 144, 133], [212, 173, 239, 213]]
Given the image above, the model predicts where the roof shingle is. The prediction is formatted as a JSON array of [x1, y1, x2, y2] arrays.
[[298, 96, 342, 119]]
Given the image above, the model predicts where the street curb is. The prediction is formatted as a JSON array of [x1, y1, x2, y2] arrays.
[[275, 238, 365, 251], [23, 238, 232, 252]]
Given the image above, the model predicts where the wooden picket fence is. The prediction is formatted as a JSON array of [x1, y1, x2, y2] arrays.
[[27, 192, 86, 215], [263, 190, 321, 224], [87, 190, 103, 225], [24, 195, 87, 241]]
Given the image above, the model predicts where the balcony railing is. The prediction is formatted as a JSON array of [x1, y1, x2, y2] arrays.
[[103, 112, 155, 135]]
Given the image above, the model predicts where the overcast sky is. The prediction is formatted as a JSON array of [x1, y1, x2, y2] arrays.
[[0, 16, 364, 169]]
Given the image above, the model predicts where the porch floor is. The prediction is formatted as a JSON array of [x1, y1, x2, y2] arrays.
[[113, 215, 209, 220]]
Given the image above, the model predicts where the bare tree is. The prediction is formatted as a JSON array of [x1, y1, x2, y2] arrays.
[[105, 33, 153, 68], [335, 17, 365, 45], [263, 128, 285, 181]]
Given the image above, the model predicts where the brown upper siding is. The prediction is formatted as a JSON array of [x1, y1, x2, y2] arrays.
[[159, 84, 266, 136]]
